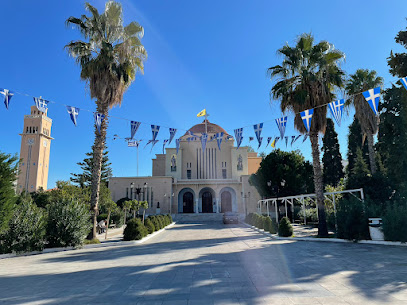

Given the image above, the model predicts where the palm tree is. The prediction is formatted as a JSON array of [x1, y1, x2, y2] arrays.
[[345, 69, 383, 175], [268, 33, 345, 237], [65, 2, 147, 239]]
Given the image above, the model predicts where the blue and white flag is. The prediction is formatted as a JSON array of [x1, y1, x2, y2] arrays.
[[274, 136, 280, 146], [285, 136, 288, 147], [128, 140, 141, 147], [66, 106, 80, 126], [187, 137, 194, 143], [130, 121, 141, 139], [188, 131, 200, 139], [362, 87, 381, 116], [266, 137, 272, 147], [208, 135, 215, 142], [0, 88, 14, 110], [169, 128, 177, 144], [149, 140, 159, 152], [226, 135, 233, 141], [33, 97, 49, 113], [291, 135, 296, 146], [176, 138, 181, 154], [94, 113, 105, 135], [201, 133, 208, 151], [150, 125, 160, 141], [257, 137, 263, 149], [300, 109, 314, 132], [215, 132, 224, 150], [234, 128, 243, 149], [328, 99, 345, 126], [293, 135, 302, 145], [249, 136, 254, 142], [253, 123, 263, 148], [400, 77, 407, 91], [275, 116, 287, 139], [163, 139, 169, 154], [303, 133, 309, 143]]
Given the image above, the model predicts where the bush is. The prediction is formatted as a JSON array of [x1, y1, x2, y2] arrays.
[[382, 202, 407, 242], [278, 217, 293, 237], [167, 214, 173, 223], [264, 216, 277, 234], [123, 218, 148, 241], [83, 238, 101, 245], [149, 216, 160, 230], [1, 201, 46, 254], [46, 201, 91, 248], [336, 198, 369, 241], [157, 215, 164, 229], [254, 214, 263, 228], [245, 213, 255, 225], [145, 218, 155, 234]]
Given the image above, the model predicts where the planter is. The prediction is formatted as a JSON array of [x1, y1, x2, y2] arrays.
[[368, 218, 384, 241]]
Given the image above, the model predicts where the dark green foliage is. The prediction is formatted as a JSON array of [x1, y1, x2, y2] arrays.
[[145, 218, 155, 234], [46, 201, 91, 248], [382, 202, 407, 242], [157, 215, 164, 229], [278, 217, 293, 237], [322, 119, 344, 187], [116, 197, 130, 209], [166, 214, 173, 223], [97, 212, 124, 228], [257, 216, 266, 229], [0, 152, 18, 235], [249, 149, 314, 198], [148, 216, 160, 230], [123, 218, 148, 241], [245, 213, 255, 225], [264, 216, 277, 234], [1, 200, 46, 254], [336, 198, 369, 241], [346, 117, 369, 177]]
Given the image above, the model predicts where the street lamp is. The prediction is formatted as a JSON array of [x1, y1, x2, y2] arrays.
[[130, 182, 134, 199]]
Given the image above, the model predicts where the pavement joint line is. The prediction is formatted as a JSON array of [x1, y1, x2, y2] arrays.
[[242, 222, 407, 247], [0, 222, 176, 260]]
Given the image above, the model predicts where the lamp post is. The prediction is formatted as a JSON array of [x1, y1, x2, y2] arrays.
[[130, 182, 134, 199]]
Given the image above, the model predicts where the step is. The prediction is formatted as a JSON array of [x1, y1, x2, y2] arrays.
[[173, 213, 224, 223]]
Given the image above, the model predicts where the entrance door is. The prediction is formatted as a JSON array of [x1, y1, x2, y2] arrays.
[[202, 191, 213, 213], [183, 192, 194, 213], [221, 191, 232, 213]]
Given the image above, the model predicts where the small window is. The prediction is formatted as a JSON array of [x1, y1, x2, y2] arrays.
[[222, 169, 227, 179], [26, 127, 28, 133], [187, 170, 192, 179]]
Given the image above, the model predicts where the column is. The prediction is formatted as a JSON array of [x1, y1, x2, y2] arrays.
[[195, 198, 199, 213], [215, 198, 220, 213]]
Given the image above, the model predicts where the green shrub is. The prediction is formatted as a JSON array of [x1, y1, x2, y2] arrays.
[[382, 202, 407, 242], [264, 216, 277, 234], [46, 201, 91, 248], [1, 201, 46, 254], [254, 214, 262, 228], [157, 215, 164, 228], [123, 218, 148, 241], [258, 216, 266, 229], [167, 214, 173, 223], [145, 218, 155, 234], [278, 217, 293, 237], [245, 213, 255, 225], [83, 238, 100, 245], [336, 198, 369, 241], [149, 216, 160, 230]]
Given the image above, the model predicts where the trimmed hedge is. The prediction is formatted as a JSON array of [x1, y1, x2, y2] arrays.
[[123, 218, 148, 241], [278, 217, 293, 237], [382, 202, 407, 243], [145, 218, 155, 234], [264, 216, 277, 234]]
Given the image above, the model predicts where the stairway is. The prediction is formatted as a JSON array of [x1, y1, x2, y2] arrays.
[[172, 213, 224, 223]]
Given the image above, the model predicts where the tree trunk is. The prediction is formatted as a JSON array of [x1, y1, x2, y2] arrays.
[[89, 103, 109, 240], [366, 132, 377, 175], [309, 132, 329, 237], [105, 210, 111, 240]]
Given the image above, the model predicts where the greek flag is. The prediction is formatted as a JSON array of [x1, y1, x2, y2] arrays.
[[66, 106, 80, 126], [274, 136, 280, 146], [303, 133, 309, 143], [33, 97, 49, 113], [169, 128, 177, 144], [253, 123, 263, 148], [266, 137, 272, 147], [362, 87, 381, 116], [257, 137, 263, 149], [94, 113, 105, 135], [293, 135, 302, 145], [300, 109, 314, 132], [328, 99, 344, 126], [234, 128, 243, 149], [208, 135, 215, 142], [275, 116, 287, 139], [291, 135, 296, 146], [215, 132, 224, 150], [0, 88, 13, 110], [128, 140, 141, 147], [163, 139, 169, 154], [150, 125, 160, 141], [130, 121, 141, 139], [201, 133, 208, 151], [285, 136, 288, 147], [400, 77, 407, 91], [176, 138, 181, 154]]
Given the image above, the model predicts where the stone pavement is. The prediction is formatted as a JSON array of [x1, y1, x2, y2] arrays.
[[0, 223, 406, 305]]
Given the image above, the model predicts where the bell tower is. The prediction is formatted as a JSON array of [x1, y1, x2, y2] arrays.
[[17, 105, 53, 193]]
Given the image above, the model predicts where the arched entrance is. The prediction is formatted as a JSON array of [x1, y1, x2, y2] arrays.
[[183, 192, 194, 213], [202, 191, 213, 213], [221, 191, 232, 213]]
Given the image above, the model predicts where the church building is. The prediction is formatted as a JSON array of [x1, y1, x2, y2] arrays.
[[109, 120, 262, 218]]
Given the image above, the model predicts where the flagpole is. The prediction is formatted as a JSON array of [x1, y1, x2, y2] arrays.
[[137, 145, 139, 177], [204, 113, 208, 134]]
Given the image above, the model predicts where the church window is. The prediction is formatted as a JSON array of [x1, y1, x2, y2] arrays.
[[222, 169, 227, 179], [29, 127, 32, 133], [26, 127, 29, 133], [187, 170, 191, 179]]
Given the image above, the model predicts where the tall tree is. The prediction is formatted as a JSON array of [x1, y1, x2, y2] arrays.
[[70, 149, 112, 188], [65, 2, 147, 239], [322, 118, 344, 186], [346, 116, 370, 177], [345, 69, 383, 174], [0, 152, 18, 235], [268, 33, 345, 236]]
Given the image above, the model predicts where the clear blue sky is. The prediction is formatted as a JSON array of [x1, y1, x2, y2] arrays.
[[1, 0, 406, 188]]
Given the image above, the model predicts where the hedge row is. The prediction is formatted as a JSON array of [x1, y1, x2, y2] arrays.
[[245, 213, 293, 237], [123, 214, 173, 241]]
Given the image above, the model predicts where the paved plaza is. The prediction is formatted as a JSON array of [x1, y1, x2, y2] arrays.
[[0, 223, 407, 305]]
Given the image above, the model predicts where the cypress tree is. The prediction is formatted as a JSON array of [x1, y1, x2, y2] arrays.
[[346, 116, 369, 177], [322, 118, 344, 186], [0, 152, 18, 235]]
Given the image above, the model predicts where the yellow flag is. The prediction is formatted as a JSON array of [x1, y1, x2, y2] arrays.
[[197, 109, 207, 117], [270, 139, 276, 148]]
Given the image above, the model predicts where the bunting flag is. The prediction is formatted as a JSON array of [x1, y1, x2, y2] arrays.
[[176, 138, 181, 154], [274, 136, 280, 146], [257, 137, 263, 149], [94, 113, 105, 135], [169, 128, 177, 144], [362, 87, 381, 116], [400, 77, 407, 91], [66, 106, 80, 126], [253, 123, 263, 148], [130, 121, 141, 139], [266, 137, 272, 147], [291, 135, 296, 146], [214, 132, 223, 150], [128, 140, 141, 147], [149, 140, 159, 152], [0, 88, 14, 110], [328, 99, 345, 126], [201, 133, 208, 151], [293, 135, 302, 145], [275, 116, 287, 139], [150, 125, 160, 142], [226, 135, 233, 141], [285, 136, 288, 147], [300, 109, 314, 132], [187, 137, 194, 143], [249, 136, 254, 142], [33, 97, 49, 113], [234, 128, 243, 149], [303, 133, 309, 143], [163, 139, 169, 154], [270, 138, 276, 148], [208, 135, 215, 142], [188, 131, 200, 139]]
